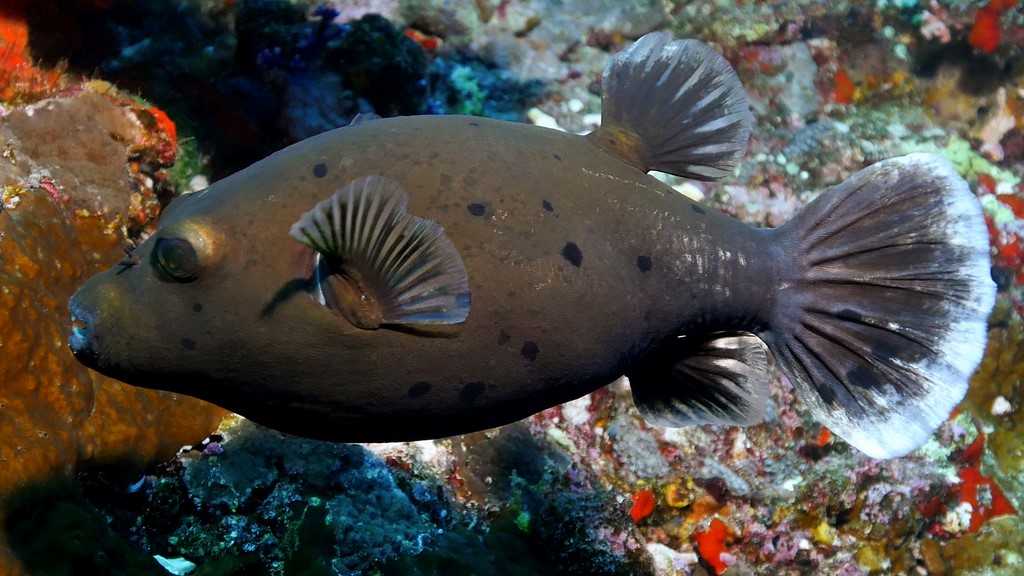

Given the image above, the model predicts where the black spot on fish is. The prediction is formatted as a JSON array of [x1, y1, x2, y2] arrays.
[[521, 341, 540, 362], [561, 242, 582, 268], [468, 121, 480, 127], [553, 153, 562, 161], [691, 204, 706, 215], [497, 329, 511, 345], [312, 163, 328, 178], [542, 200, 553, 212], [460, 381, 486, 403], [467, 203, 486, 217], [408, 381, 432, 398], [181, 338, 196, 351], [637, 255, 652, 273], [192, 302, 203, 313]]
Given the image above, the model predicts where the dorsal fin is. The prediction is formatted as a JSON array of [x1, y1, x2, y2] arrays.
[[627, 332, 771, 427], [289, 176, 470, 329], [588, 32, 753, 180]]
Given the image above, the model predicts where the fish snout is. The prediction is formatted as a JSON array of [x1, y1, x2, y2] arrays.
[[67, 267, 133, 362], [67, 285, 111, 369], [68, 296, 96, 357]]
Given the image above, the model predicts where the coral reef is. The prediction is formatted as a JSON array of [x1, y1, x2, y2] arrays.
[[16, 0, 545, 179], [0, 32, 226, 573], [4, 480, 170, 576], [92, 420, 651, 575], [962, 299, 1024, 514]]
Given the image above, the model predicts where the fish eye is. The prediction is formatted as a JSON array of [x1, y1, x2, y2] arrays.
[[154, 237, 200, 281]]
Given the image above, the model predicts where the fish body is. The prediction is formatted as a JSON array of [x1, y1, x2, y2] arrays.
[[69, 34, 995, 458], [70, 114, 771, 441]]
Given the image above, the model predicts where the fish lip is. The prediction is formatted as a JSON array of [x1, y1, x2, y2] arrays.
[[67, 298, 94, 356]]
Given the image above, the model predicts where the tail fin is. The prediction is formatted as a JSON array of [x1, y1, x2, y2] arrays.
[[589, 32, 753, 180], [765, 153, 996, 459]]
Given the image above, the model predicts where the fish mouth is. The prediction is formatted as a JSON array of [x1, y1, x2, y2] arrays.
[[69, 314, 89, 351], [68, 298, 96, 359]]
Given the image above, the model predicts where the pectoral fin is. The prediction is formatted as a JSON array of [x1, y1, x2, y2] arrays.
[[290, 175, 470, 329], [627, 332, 770, 427]]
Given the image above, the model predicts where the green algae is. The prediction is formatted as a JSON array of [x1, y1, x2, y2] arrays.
[[900, 137, 1021, 184]]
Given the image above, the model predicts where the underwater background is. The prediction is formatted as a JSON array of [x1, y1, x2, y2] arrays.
[[0, 0, 1022, 574]]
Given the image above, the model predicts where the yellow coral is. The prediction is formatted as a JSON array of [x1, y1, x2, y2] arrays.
[[0, 90, 227, 574], [663, 478, 695, 508], [812, 519, 837, 547]]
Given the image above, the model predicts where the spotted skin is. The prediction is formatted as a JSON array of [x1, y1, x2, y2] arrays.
[[560, 242, 583, 268], [68, 115, 773, 442]]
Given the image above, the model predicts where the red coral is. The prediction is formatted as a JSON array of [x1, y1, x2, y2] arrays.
[[146, 106, 178, 165], [985, 209, 1024, 286], [0, 5, 29, 68], [0, 4, 64, 103], [982, 176, 1024, 298], [832, 67, 856, 104], [997, 193, 1024, 219], [977, 173, 998, 194], [694, 517, 731, 575], [958, 466, 1016, 532], [969, 0, 1019, 53], [957, 434, 1018, 532], [404, 28, 442, 53], [630, 489, 656, 523], [816, 428, 833, 447]]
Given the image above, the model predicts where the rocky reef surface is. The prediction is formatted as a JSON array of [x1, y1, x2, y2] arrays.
[[0, 22, 229, 576]]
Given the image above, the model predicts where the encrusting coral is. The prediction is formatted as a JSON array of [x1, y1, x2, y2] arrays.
[[0, 72, 226, 576]]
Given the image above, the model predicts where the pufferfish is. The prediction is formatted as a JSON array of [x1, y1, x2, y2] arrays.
[[68, 33, 995, 459]]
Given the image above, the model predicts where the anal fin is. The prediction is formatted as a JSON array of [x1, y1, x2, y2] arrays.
[[290, 175, 471, 329], [627, 332, 771, 427]]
